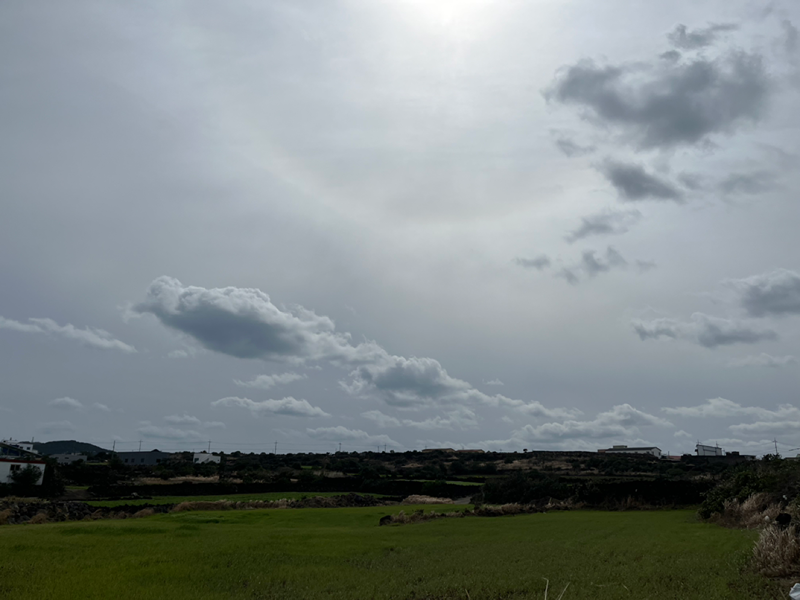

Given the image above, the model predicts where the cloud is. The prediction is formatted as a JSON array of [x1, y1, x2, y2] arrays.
[[727, 353, 797, 368], [632, 312, 777, 348], [361, 407, 479, 431], [554, 137, 595, 157], [342, 353, 578, 418], [137, 424, 203, 440], [491, 404, 670, 446], [782, 20, 799, 56], [167, 349, 190, 359], [545, 49, 770, 150], [233, 372, 307, 390], [212, 396, 330, 418], [514, 255, 551, 270], [599, 161, 683, 202], [557, 268, 580, 285], [164, 414, 202, 425], [667, 23, 738, 50], [485, 379, 504, 386], [674, 430, 692, 438], [565, 209, 642, 242], [133, 276, 355, 362], [718, 171, 778, 195], [136, 278, 576, 418], [728, 269, 800, 317], [663, 397, 800, 421], [0, 316, 136, 353], [48, 397, 84, 410], [305, 425, 399, 448], [729, 421, 800, 435], [92, 403, 112, 412], [37, 420, 76, 435], [581, 247, 627, 276]]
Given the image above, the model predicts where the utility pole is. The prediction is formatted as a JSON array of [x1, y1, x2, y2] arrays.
[[774, 438, 780, 456], [338, 442, 342, 453], [138, 440, 142, 452], [207, 440, 211, 453], [112, 440, 115, 452], [274, 441, 278, 454]]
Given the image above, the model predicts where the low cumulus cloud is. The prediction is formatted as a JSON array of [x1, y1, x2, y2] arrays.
[[137, 424, 203, 441], [545, 46, 770, 150], [727, 353, 797, 368], [48, 397, 84, 410], [164, 414, 202, 425], [233, 372, 307, 390], [514, 255, 551, 270], [632, 312, 777, 348], [565, 208, 642, 242], [599, 161, 683, 202], [667, 23, 738, 50], [485, 379, 504, 386], [361, 407, 479, 431], [558, 247, 639, 284], [0, 316, 136, 353], [305, 425, 399, 448], [135, 278, 575, 417], [212, 396, 330, 418], [663, 397, 800, 421], [728, 269, 800, 317], [554, 137, 595, 157]]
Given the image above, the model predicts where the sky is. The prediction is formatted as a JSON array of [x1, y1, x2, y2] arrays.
[[2, 0, 800, 457]]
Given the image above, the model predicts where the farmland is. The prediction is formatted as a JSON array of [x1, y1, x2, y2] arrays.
[[0, 506, 780, 599]]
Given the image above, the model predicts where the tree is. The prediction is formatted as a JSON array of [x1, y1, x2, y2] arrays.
[[10, 464, 42, 487]]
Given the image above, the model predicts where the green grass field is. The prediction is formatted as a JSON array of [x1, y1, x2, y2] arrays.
[[85, 491, 385, 508], [0, 507, 781, 599]]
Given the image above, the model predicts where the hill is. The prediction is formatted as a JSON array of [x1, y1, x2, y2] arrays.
[[33, 440, 109, 456]]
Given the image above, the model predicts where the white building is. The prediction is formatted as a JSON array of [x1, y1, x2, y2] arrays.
[[0, 442, 46, 485], [51, 453, 88, 465], [1, 439, 38, 454], [193, 452, 220, 464], [598, 445, 662, 458], [696, 443, 724, 457]]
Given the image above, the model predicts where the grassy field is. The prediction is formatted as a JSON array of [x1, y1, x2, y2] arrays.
[[85, 491, 386, 508], [0, 507, 781, 599]]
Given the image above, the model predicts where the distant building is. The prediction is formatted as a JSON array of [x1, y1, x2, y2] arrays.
[[52, 453, 88, 465], [421, 448, 455, 453], [696, 444, 723, 457], [0, 441, 46, 485], [598, 445, 662, 458], [456, 449, 485, 454], [193, 452, 220, 464], [117, 450, 172, 466]]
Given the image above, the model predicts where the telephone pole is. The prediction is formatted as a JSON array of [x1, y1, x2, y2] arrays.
[[207, 440, 211, 453], [274, 441, 277, 454], [138, 440, 142, 452]]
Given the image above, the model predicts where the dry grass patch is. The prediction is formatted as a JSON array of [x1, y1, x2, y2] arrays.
[[752, 525, 800, 577]]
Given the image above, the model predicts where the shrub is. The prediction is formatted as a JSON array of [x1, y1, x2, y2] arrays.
[[752, 525, 800, 577]]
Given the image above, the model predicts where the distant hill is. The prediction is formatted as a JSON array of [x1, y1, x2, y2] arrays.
[[33, 440, 109, 456]]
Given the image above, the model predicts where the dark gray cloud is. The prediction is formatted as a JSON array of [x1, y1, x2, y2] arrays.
[[565, 208, 642, 242], [718, 171, 778, 194], [633, 313, 778, 348], [782, 20, 798, 55], [135, 278, 575, 418], [546, 50, 770, 150], [667, 23, 738, 50], [581, 246, 627, 276], [600, 161, 683, 202], [514, 255, 551, 270], [554, 137, 595, 157], [133, 276, 356, 362], [660, 50, 682, 62], [729, 269, 800, 317]]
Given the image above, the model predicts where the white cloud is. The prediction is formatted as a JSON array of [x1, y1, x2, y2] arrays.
[[0, 316, 136, 353], [164, 414, 202, 425], [361, 407, 479, 431], [48, 397, 84, 410], [485, 379, 504, 386], [306, 425, 399, 447], [234, 372, 307, 390], [137, 424, 204, 440], [92, 403, 112, 412], [632, 312, 777, 348], [212, 396, 330, 418], [663, 397, 800, 421], [673, 430, 692, 438], [727, 353, 797, 368]]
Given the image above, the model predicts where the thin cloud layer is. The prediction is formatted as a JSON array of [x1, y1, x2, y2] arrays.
[[0, 316, 136, 353], [632, 313, 777, 348], [514, 255, 551, 270], [212, 396, 330, 418], [305, 426, 399, 448], [565, 209, 642, 242], [727, 353, 797, 368], [546, 49, 770, 150]]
